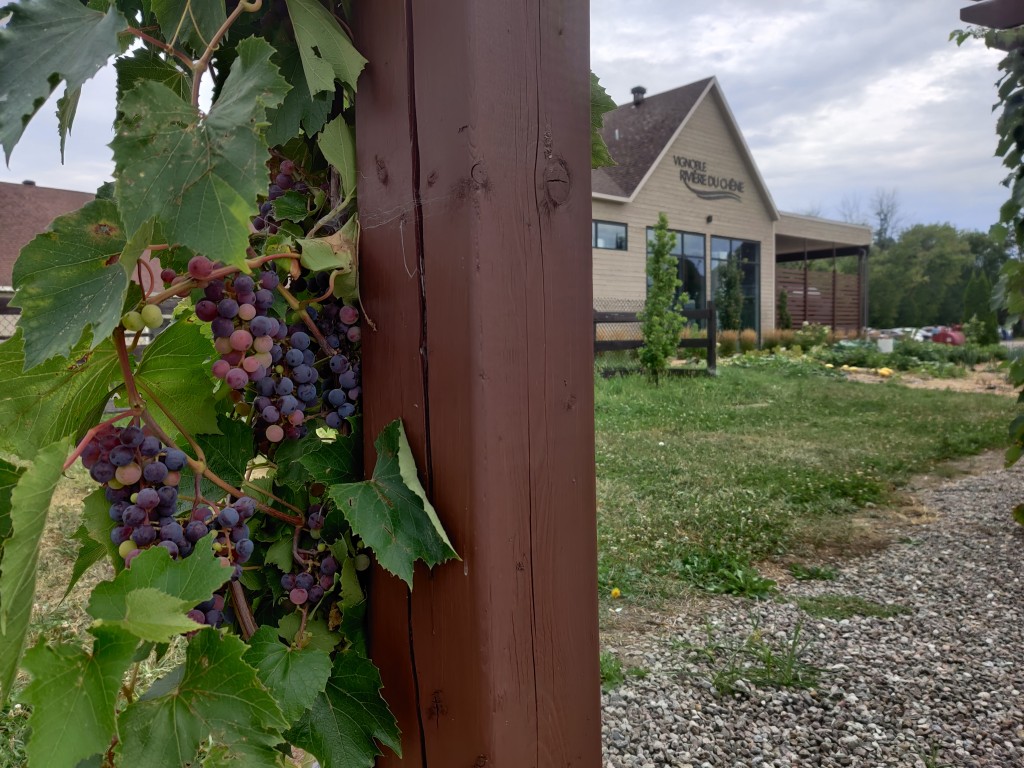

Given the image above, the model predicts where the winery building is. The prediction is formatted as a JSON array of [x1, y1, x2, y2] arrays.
[[591, 77, 872, 334]]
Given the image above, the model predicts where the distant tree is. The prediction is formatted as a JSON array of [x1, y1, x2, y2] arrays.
[[777, 289, 792, 330], [639, 212, 686, 383], [868, 223, 974, 328], [800, 203, 824, 218], [836, 192, 868, 226], [871, 188, 903, 249], [963, 272, 1000, 344], [716, 256, 743, 331]]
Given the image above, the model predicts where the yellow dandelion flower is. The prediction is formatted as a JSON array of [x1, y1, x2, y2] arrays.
[[610, 587, 622, 599]]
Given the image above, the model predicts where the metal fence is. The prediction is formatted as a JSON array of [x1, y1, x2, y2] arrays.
[[593, 300, 717, 375]]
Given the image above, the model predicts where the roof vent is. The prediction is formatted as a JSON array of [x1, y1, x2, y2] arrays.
[[631, 86, 647, 106], [21, 180, 35, 186]]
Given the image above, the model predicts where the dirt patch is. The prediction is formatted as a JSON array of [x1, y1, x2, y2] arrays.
[[844, 365, 1016, 396]]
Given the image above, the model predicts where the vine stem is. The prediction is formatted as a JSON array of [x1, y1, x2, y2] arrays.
[[139, 387, 208, 466], [113, 328, 145, 409], [144, 252, 300, 306], [63, 410, 139, 471], [242, 480, 304, 516], [292, 526, 308, 568], [296, 606, 310, 648], [277, 284, 338, 356], [229, 580, 258, 640], [126, 26, 193, 68], [191, 0, 263, 108]]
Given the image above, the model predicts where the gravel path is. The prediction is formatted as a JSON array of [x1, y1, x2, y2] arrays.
[[601, 465, 1024, 767]]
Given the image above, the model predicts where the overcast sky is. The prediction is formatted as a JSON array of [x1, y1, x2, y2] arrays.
[[591, 0, 1007, 233], [0, 0, 1009, 234]]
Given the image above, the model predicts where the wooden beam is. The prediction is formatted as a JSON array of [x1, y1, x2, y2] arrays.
[[961, 0, 1024, 29], [354, 1, 601, 765]]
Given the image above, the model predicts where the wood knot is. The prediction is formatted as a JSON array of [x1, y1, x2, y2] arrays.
[[427, 169, 439, 187], [375, 155, 388, 185], [471, 162, 488, 185], [543, 159, 570, 206]]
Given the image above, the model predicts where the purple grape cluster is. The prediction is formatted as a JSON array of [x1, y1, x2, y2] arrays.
[[183, 495, 257, 582], [251, 326, 322, 444], [81, 424, 191, 566], [187, 593, 227, 629], [281, 554, 339, 608], [312, 298, 362, 429]]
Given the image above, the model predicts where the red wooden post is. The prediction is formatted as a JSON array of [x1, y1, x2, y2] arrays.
[[354, 1, 601, 766]]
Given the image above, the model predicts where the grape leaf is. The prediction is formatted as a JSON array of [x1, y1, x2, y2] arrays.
[[0, 458, 25, 544], [117, 631, 287, 767], [272, 190, 311, 223], [151, 0, 226, 54], [11, 200, 133, 370], [264, 536, 293, 573], [21, 626, 138, 768], [112, 36, 288, 270], [66, 524, 107, 600], [266, 42, 332, 147], [285, 0, 366, 96], [0, 439, 72, 702], [328, 421, 457, 588], [0, 0, 126, 162], [178, 413, 253, 504], [115, 46, 191, 104], [590, 71, 617, 170], [271, 433, 318, 490], [112, 587, 206, 642], [277, 613, 341, 654], [87, 535, 231, 641], [135, 321, 221, 439], [287, 651, 401, 768], [317, 116, 356, 202], [299, 432, 359, 485], [57, 85, 81, 163], [0, 331, 121, 460], [244, 625, 332, 723]]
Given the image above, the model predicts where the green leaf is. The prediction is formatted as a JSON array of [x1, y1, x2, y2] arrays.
[[328, 421, 456, 588], [266, 42, 332, 147], [272, 190, 312, 223], [264, 536, 294, 573], [87, 535, 231, 641], [299, 432, 359, 485], [297, 225, 356, 273], [0, 458, 25, 544], [0, 439, 71, 702], [135, 321, 221, 439], [152, 0, 226, 54], [339, 601, 367, 656], [66, 524, 107, 600], [178, 413, 253, 503], [0, 331, 121, 460], [57, 85, 81, 163], [11, 200, 131, 369], [115, 46, 191, 106], [317, 116, 357, 201], [276, 613, 341, 654], [272, 433, 318, 491], [112, 36, 289, 269], [22, 626, 138, 768], [287, 651, 401, 768], [244, 625, 332, 723], [1013, 503, 1024, 526], [590, 71, 617, 169], [285, 0, 367, 97], [0, 0, 126, 161], [117, 631, 288, 767], [334, 550, 364, 609]]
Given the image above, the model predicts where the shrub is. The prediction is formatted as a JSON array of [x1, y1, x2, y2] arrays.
[[639, 212, 686, 383], [793, 322, 830, 348], [739, 328, 758, 353], [716, 257, 744, 331], [718, 330, 739, 357], [762, 332, 781, 352], [777, 290, 792, 329]]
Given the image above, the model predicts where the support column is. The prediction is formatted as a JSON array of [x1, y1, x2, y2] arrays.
[[354, 2, 601, 765]]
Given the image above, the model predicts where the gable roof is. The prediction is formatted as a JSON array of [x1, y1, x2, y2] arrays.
[[592, 77, 779, 220], [0, 181, 94, 288]]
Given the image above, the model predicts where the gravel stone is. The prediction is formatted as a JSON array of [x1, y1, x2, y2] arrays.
[[602, 466, 1024, 767]]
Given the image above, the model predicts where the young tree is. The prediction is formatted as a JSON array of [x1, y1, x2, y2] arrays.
[[777, 289, 793, 330], [639, 213, 686, 383], [964, 271, 1000, 344], [716, 256, 743, 331]]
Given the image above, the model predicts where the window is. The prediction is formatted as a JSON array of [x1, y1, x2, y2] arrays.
[[710, 236, 760, 332], [593, 220, 628, 250], [646, 228, 706, 312]]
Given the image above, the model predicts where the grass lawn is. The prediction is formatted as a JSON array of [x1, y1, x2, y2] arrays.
[[595, 363, 1015, 600]]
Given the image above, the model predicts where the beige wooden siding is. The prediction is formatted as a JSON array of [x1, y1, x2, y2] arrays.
[[592, 89, 777, 331]]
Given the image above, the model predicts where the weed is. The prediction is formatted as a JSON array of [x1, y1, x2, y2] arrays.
[[917, 741, 953, 768], [599, 651, 625, 689], [678, 552, 777, 599], [627, 665, 650, 680], [796, 595, 912, 620], [788, 563, 838, 581]]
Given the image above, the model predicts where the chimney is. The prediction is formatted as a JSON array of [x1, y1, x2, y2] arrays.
[[631, 86, 647, 106], [21, 180, 35, 186]]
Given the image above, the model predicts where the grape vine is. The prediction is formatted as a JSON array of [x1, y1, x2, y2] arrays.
[[0, 2, 457, 766]]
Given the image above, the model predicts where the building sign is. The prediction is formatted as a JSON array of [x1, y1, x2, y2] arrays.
[[673, 156, 744, 202]]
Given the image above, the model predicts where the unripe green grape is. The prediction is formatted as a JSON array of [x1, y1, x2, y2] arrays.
[[118, 540, 137, 559], [122, 311, 145, 331], [141, 304, 164, 329], [354, 553, 371, 571]]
